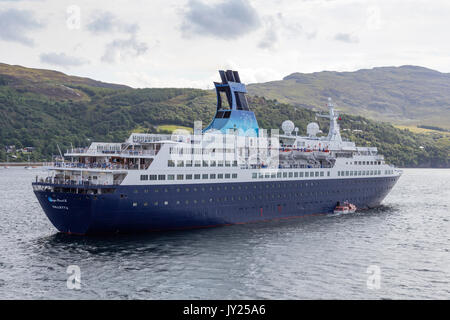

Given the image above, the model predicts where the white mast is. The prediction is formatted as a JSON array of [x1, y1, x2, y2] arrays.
[[316, 97, 342, 142]]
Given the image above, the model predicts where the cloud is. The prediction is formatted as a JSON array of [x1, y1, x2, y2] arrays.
[[86, 11, 148, 64], [258, 18, 278, 49], [40, 52, 89, 67], [181, 0, 260, 39], [87, 11, 138, 35], [258, 12, 317, 50], [334, 32, 359, 43], [0, 9, 43, 46], [101, 36, 148, 63]]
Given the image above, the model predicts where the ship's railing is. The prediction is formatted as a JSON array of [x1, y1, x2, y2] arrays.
[[34, 176, 122, 186], [52, 162, 140, 170], [66, 148, 159, 156], [127, 133, 175, 144]]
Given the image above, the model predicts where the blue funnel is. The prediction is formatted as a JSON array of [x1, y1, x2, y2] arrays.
[[203, 70, 259, 137]]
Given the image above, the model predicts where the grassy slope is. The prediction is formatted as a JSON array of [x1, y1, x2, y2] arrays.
[[247, 65, 450, 129]]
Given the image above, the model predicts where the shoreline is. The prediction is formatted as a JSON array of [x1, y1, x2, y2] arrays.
[[0, 162, 51, 167]]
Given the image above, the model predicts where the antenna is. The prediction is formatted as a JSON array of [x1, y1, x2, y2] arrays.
[[56, 144, 63, 162]]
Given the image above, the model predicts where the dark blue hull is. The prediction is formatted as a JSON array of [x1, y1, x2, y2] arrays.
[[33, 176, 399, 234]]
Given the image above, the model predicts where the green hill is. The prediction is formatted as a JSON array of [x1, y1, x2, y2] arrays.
[[248, 65, 450, 129], [0, 63, 448, 167]]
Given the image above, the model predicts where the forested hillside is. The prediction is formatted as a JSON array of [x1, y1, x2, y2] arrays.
[[0, 64, 448, 167]]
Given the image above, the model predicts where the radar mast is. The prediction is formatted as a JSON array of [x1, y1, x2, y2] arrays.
[[316, 98, 342, 142]]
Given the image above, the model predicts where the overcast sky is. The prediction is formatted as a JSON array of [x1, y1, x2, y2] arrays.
[[1, 0, 450, 88]]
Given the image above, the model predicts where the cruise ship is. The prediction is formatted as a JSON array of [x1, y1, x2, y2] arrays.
[[32, 70, 401, 235]]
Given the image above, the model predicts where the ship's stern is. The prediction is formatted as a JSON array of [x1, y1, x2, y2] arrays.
[[33, 187, 93, 235]]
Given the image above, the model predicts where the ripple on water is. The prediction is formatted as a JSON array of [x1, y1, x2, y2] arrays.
[[0, 168, 449, 299]]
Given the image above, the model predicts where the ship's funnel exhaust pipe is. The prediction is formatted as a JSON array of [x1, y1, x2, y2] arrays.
[[225, 70, 235, 82], [232, 71, 241, 83], [219, 70, 227, 83]]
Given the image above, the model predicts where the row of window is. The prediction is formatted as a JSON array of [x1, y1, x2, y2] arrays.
[[131, 185, 391, 208], [140, 173, 238, 181], [252, 171, 329, 179], [338, 170, 382, 176], [127, 177, 396, 197], [169, 147, 236, 155], [168, 160, 238, 167], [346, 161, 382, 165]]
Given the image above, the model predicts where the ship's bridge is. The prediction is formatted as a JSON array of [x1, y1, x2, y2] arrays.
[[203, 70, 259, 137]]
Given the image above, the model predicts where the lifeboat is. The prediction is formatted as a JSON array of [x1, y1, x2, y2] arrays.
[[333, 201, 357, 214], [292, 148, 314, 160], [279, 148, 292, 160], [313, 150, 331, 160]]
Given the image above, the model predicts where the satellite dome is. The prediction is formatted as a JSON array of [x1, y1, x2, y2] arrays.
[[281, 120, 295, 135], [307, 122, 320, 137]]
